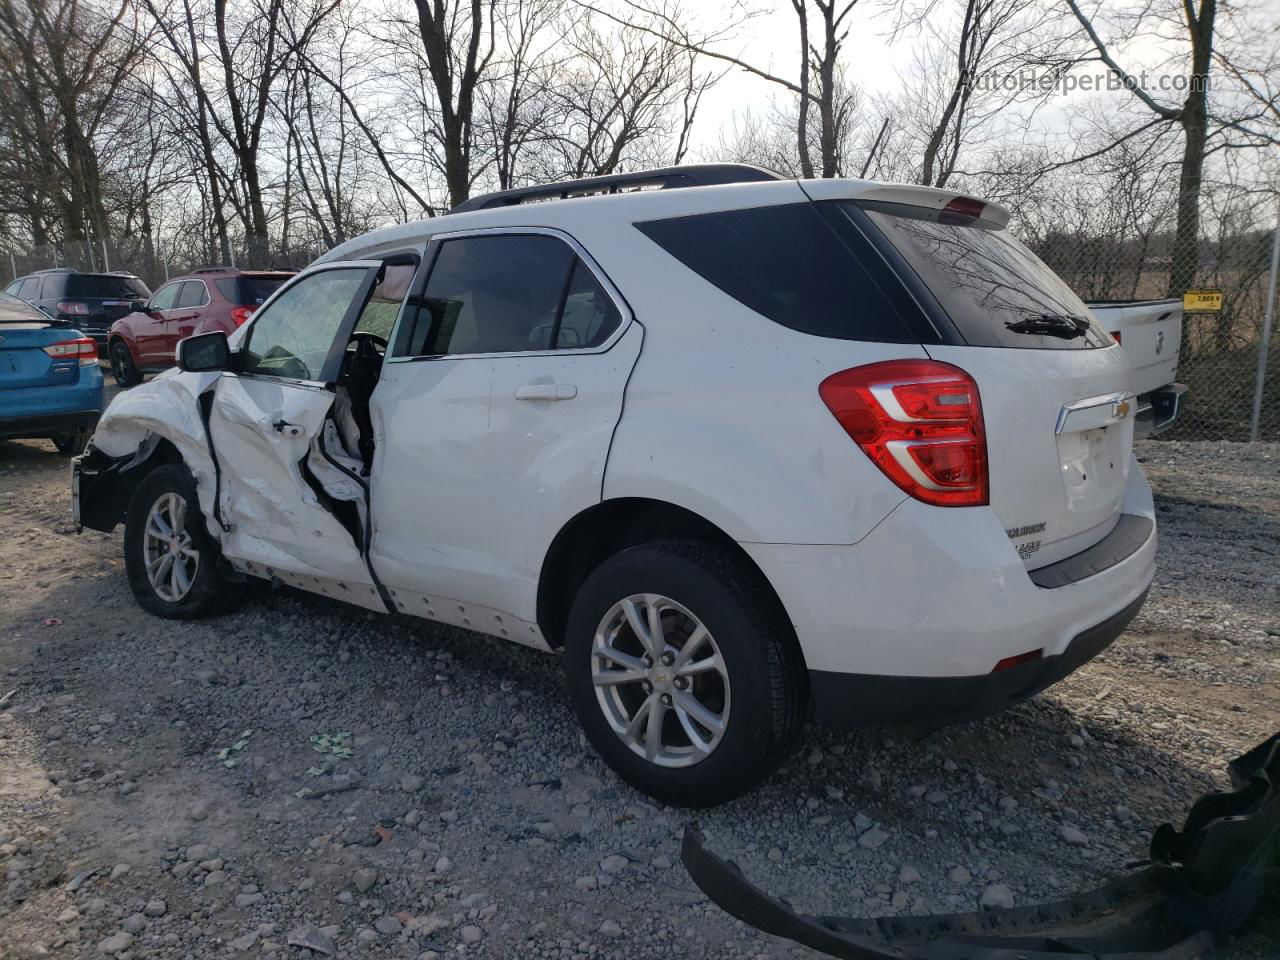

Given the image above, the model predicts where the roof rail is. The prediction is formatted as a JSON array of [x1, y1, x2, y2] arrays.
[[450, 163, 785, 214], [190, 265, 235, 274]]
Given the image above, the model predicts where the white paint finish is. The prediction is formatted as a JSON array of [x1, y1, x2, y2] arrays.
[[88, 368, 224, 538], [368, 323, 643, 622], [207, 374, 374, 588], [744, 456, 1155, 677], [383, 585, 550, 651], [927, 342, 1135, 569], [1090, 300, 1183, 397]]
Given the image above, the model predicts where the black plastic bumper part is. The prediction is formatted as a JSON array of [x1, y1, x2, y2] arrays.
[[682, 732, 1279, 960]]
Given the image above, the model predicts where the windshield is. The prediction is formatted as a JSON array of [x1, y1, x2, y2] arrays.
[[852, 200, 1112, 350], [66, 274, 151, 299]]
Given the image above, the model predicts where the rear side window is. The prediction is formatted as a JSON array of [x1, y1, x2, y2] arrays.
[[214, 275, 291, 305], [853, 201, 1111, 349], [17, 277, 43, 300], [66, 274, 150, 299], [177, 281, 208, 308], [397, 234, 621, 357], [635, 203, 917, 343]]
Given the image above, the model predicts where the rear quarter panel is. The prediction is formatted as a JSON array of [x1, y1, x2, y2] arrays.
[[583, 211, 920, 545]]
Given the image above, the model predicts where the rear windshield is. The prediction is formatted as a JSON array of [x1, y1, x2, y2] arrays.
[[215, 274, 292, 305], [635, 203, 918, 343], [852, 200, 1112, 349], [66, 274, 150, 299]]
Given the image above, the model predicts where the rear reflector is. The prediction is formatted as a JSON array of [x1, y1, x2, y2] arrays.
[[993, 649, 1043, 673], [819, 359, 988, 507], [56, 301, 90, 316], [43, 337, 99, 365]]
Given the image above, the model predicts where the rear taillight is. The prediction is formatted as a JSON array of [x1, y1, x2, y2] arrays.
[[1109, 330, 1122, 344], [819, 359, 988, 507], [56, 301, 90, 316], [43, 337, 99, 366], [230, 306, 254, 326]]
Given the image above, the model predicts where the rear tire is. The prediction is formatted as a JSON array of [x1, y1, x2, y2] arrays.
[[110, 340, 141, 387], [124, 464, 235, 619], [51, 428, 88, 456], [563, 538, 806, 807]]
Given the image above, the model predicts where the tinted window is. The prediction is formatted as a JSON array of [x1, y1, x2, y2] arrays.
[[4, 281, 20, 295], [18, 277, 42, 300], [177, 280, 208, 308], [636, 203, 916, 342], [401, 235, 576, 357], [242, 268, 367, 380], [149, 282, 182, 311], [855, 201, 1111, 349], [556, 261, 621, 349], [66, 274, 150, 299], [214, 274, 292, 305]]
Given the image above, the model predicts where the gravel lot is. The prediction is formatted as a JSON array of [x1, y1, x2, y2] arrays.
[[1, 431, 1277, 959]]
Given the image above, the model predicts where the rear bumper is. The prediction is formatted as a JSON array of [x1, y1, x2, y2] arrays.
[[0, 409, 101, 440], [0, 371, 104, 440], [1135, 383, 1187, 438], [741, 456, 1156, 728], [809, 587, 1148, 728]]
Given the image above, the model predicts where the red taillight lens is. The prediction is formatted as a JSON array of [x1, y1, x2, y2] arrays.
[[1109, 330, 1121, 344], [43, 337, 99, 365], [230, 306, 254, 326], [819, 359, 989, 507], [56, 301, 90, 316]]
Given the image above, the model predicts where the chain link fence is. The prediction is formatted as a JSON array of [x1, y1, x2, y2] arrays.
[[5, 205, 1279, 442], [1028, 200, 1280, 443]]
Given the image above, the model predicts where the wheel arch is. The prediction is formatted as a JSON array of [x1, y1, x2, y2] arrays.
[[535, 497, 800, 660]]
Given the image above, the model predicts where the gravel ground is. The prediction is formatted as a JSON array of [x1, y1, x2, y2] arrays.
[[0, 434, 1277, 959]]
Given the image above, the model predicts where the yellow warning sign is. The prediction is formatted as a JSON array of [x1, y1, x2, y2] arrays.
[[1183, 289, 1223, 312]]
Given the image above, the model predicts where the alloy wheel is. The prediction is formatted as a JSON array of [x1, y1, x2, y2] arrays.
[[142, 492, 200, 602], [590, 593, 731, 768]]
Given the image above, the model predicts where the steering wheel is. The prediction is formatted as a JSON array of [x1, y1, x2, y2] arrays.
[[347, 331, 388, 353]]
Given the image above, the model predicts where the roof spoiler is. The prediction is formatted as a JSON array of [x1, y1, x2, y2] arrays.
[[800, 179, 1011, 229]]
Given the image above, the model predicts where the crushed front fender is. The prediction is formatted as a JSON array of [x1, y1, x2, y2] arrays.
[[682, 731, 1278, 960]]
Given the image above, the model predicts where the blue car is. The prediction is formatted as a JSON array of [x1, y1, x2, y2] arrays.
[[0, 291, 104, 454]]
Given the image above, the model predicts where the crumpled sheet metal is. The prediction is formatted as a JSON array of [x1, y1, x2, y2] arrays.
[[682, 730, 1279, 960], [89, 370, 225, 539]]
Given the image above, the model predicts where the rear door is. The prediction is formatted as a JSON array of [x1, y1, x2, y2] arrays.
[[841, 199, 1136, 569], [207, 262, 387, 607], [370, 228, 641, 629]]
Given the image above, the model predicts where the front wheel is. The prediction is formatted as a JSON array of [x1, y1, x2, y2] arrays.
[[109, 340, 141, 387], [563, 539, 806, 807], [52, 428, 89, 456], [124, 464, 234, 618]]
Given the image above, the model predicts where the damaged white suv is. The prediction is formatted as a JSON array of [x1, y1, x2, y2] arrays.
[[74, 165, 1156, 806]]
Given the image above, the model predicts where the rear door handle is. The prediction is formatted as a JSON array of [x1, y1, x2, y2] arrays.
[[515, 382, 577, 401]]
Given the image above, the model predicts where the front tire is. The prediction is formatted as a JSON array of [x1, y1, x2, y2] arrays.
[[564, 539, 806, 807], [110, 340, 141, 387], [124, 464, 233, 618], [52, 428, 88, 456]]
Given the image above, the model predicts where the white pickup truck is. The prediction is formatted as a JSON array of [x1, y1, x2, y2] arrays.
[[1088, 299, 1187, 437]]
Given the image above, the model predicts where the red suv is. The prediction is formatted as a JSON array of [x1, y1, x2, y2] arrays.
[[106, 267, 295, 386]]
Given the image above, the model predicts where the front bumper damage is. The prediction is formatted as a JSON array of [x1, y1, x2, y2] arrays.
[[682, 731, 1278, 959]]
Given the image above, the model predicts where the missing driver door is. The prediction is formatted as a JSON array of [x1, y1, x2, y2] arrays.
[[206, 260, 390, 610]]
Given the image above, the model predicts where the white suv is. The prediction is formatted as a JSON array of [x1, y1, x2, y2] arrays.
[[73, 165, 1156, 806]]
